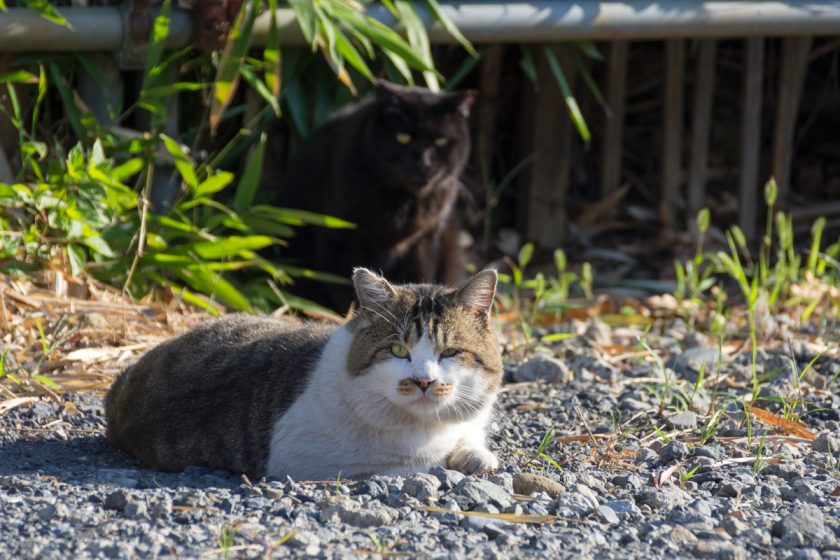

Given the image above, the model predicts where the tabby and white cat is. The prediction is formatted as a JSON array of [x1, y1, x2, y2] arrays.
[[105, 269, 503, 480]]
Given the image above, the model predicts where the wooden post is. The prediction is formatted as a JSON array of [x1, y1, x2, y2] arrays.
[[600, 41, 629, 198], [772, 36, 812, 204], [739, 38, 765, 239], [521, 48, 576, 248], [687, 39, 717, 216], [661, 40, 685, 228]]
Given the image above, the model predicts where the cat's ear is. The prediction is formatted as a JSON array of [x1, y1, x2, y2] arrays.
[[353, 268, 398, 311], [454, 269, 497, 319], [376, 80, 405, 102], [444, 90, 476, 119]]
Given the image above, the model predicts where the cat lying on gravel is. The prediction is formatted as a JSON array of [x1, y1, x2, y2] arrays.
[[105, 268, 502, 481]]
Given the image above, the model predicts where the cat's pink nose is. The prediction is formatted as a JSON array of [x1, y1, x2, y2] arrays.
[[412, 377, 436, 393]]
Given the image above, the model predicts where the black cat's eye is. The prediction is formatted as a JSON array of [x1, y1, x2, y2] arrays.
[[396, 133, 412, 144], [440, 348, 460, 358], [434, 137, 449, 147], [391, 344, 410, 359]]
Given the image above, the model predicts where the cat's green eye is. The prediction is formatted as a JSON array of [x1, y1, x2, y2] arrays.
[[396, 133, 412, 144], [440, 348, 459, 358], [391, 344, 410, 358], [434, 137, 449, 147]]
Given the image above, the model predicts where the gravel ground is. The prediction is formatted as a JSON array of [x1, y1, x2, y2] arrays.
[[2, 317, 839, 559]]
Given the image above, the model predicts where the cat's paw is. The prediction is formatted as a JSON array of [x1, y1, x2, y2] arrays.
[[447, 445, 499, 475]]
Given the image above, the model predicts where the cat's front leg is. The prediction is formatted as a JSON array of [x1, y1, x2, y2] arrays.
[[446, 441, 499, 475]]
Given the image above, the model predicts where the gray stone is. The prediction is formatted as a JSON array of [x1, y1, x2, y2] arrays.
[[670, 526, 698, 546], [716, 481, 742, 498], [124, 501, 148, 519], [513, 355, 572, 384], [605, 499, 639, 515], [453, 478, 513, 509], [721, 517, 748, 538], [554, 492, 597, 518], [402, 473, 441, 500], [659, 440, 690, 462], [793, 549, 823, 560], [765, 462, 805, 480], [635, 447, 660, 465], [512, 473, 565, 498], [811, 431, 840, 456], [636, 485, 690, 510], [487, 472, 514, 494], [429, 466, 465, 491], [667, 411, 698, 430], [597, 504, 620, 525], [772, 504, 831, 541], [37, 503, 65, 522], [461, 514, 511, 538], [668, 505, 710, 525], [322, 498, 397, 527], [692, 541, 748, 560], [288, 530, 320, 555], [612, 474, 643, 491], [104, 490, 128, 511]]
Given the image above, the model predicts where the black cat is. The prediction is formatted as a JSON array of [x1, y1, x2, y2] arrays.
[[276, 80, 475, 312]]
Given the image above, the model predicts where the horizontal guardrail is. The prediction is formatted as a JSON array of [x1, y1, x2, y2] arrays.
[[1, 2, 840, 52]]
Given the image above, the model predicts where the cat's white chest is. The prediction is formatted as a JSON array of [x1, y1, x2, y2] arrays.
[[265, 327, 491, 480]]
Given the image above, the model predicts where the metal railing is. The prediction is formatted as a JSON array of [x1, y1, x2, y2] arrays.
[[1, 2, 840, 52]]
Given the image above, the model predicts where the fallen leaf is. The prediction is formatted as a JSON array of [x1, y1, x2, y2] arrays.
[[751, 407, 817, 440], [0, 397, 39, 416]]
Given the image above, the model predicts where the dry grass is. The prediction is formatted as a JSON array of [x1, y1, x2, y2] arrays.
[[0, 270, 213, 407]]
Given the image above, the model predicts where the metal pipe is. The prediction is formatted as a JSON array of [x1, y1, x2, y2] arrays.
[[253, 1, 840, 44], [3, 2, 840, 52], [0, 7, 192, 51]]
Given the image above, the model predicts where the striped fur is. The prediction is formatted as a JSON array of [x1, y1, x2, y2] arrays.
[[106, 269, 503, 480]]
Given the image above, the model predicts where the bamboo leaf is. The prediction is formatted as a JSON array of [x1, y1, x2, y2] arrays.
[[0, 70, 37, 84], [48, 63, 85, 142], [175, 267, 252, 311], [189, 235, 274, 259], [234, 132, 266, 213], [240, 65, 281, 116], [195, 171, 235, 197], [160, 134, 198, 191], [395, 0, 438, 90], [543, 46, 591, 145], [288, 0, 317, 49], [425, 0, 477, 57], [250, 205, 356, 229], [141, 0, 172, 92], [24, 0, 67, 26], [210, 0, 259, 135], [263, 0, 282, 110]]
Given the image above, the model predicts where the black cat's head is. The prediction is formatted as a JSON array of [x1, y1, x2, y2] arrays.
[[365, 80, 475, 190]]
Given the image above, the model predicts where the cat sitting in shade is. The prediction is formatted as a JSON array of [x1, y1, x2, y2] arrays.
[[276, 80, 475, 312], [105, 268, 503, 480]]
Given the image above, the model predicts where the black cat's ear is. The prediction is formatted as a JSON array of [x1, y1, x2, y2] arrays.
[[353, 268, 398, 311], [376, 79, 404, 102], [454, 269, 497, 319], [444, 89, 476, 118]]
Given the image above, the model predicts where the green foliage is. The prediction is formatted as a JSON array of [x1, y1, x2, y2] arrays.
[[0, 0, 475, 313]]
